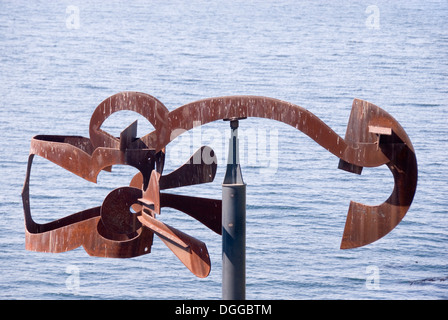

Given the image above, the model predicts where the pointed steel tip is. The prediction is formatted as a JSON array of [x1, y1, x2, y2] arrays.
[[223, 163, 244, 185], [119, 119, 138, 150], [340, 239, 360, 250]]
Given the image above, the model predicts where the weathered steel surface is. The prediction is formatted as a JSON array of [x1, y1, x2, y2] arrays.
[[22, 91, 417, 277], [338, 99, 418, 249]]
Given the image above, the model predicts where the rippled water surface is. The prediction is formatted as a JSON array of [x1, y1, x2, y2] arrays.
[[0, 1, 447, 299]]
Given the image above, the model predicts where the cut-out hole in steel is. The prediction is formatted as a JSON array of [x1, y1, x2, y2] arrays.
[[22, 92, 417, 278]]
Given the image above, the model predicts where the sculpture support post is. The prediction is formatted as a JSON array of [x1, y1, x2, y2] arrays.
[[222, 118, 246, 300]]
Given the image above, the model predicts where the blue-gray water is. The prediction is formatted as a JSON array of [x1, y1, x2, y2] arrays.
[[1, 1, 447, 300]]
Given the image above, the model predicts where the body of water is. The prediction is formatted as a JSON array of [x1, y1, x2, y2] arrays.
[[0, 0, 447, 299]]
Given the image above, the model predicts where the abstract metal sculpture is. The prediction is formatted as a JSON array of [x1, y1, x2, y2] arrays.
[[22, 92, 417, 284]]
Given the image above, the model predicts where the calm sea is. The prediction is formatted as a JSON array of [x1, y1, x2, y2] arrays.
[[0, 0, 447, 299]]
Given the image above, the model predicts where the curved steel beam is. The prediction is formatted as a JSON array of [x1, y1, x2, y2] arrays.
[[22, 155, 155, 258], [139, 95, 389, 168], [89, 91, 170, 149], [339, 99, 418, 248]]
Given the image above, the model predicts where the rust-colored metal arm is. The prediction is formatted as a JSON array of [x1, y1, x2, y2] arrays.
[[339, 99, 418, 248]]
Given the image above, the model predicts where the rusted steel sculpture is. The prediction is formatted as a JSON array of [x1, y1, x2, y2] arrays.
[[22, 92, 417, 278]]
